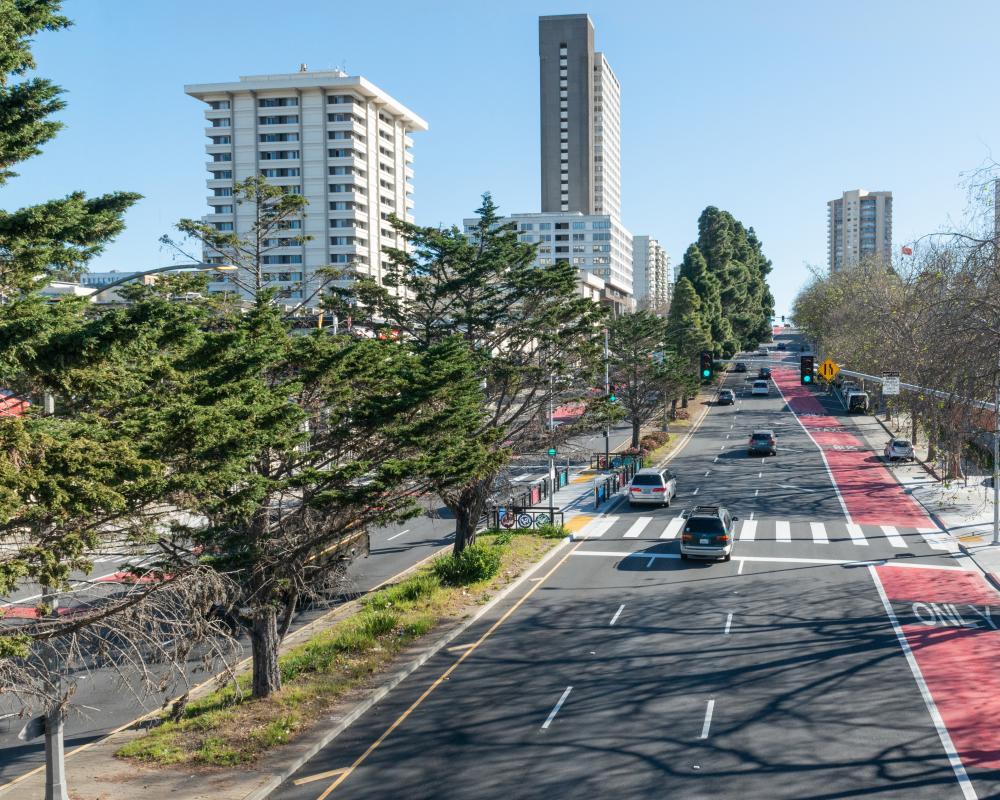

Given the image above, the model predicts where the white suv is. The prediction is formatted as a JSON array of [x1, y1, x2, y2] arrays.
[[751, 379, 769, 396], [628, 468, 678, 507]]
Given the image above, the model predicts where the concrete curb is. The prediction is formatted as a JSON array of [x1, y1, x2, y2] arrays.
[[238, 535, 572, 800], [958, 541, 1000, 593]]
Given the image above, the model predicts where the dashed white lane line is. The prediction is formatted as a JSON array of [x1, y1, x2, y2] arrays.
[[704, 470, 710, 477], [739, 520, 757, 541], [754, 489, 760, 497], [661, 517, 685, 539], [720, 445, 725, 450], [846, 523, 869, 546], [881, 525, 907, 548], [757, 471, 762, 479], [700, 699, 716, 739], [713, 456, 719, 463], [749, 511, 755, 521], [761, 457, 766, 465], [609, 604, 625, 626], [623, 517, 652, 538], [737, 559, 746, 575], [692, 487, 700, 496], [541, 686, 573, 730], [724, 612, 733, 634], [386, 529, 411, 541], [810, 522, 829, 543], [775, 520, 791, 542]]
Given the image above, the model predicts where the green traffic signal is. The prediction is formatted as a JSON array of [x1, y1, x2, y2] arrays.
[[702, 369, 711, 378], [803, 374, 811, 383], [609, 394, 617, 403]]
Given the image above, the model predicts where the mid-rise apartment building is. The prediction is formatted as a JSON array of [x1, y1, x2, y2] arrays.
[[184, 69, 427, 304], [827, 189, 892, 272], [632, 235, 670, 313]]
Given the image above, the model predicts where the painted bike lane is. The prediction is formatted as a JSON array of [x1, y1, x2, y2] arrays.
[[772, 366, 933, 528], [874, 564, 1000, 795]]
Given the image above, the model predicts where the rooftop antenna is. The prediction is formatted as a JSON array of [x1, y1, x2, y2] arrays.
[[299, 63, 308, 72]]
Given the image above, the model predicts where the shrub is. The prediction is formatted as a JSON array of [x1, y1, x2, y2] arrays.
[[534, 523, 569, 539], [432, 543, 502, 586]]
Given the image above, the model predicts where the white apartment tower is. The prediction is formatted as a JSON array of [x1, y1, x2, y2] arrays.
[[185, 69, 427, 304], [827, 189, 893, 272], [592, 52, 621, 219], [632, 235, 670, 313]]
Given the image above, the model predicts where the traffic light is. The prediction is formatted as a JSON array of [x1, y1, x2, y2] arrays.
[[699, 351, 713, 381], [608, 393, 617, 404], [781, 315, 785, 323], [800, 355, 814, 385]]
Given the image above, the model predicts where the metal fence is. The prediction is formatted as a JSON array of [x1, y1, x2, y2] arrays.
[[594, 458, 644, 508], [498, 466, 570, 511], [488, 507, 566, 530], [589, 453, 644, 470]]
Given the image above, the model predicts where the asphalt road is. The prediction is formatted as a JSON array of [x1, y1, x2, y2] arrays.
[[0, 424, 632, 783], [271, 332, 994, 800]]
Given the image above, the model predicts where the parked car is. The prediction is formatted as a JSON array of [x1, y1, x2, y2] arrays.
[[718, 389, 735, 406], [884, 438, 914, 462], [758, 367, 772, 379], [734, 362, 748, 373], [680, 505, 737, 562], [628, 468, 678, 507], [751, 379, 769, 396], [748, 429, 777, 455]]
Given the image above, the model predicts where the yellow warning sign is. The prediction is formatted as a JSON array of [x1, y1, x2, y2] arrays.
[[818, 359, 840, 381]]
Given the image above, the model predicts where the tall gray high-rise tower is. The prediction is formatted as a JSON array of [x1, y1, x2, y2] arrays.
[[538, 14, 621, 220]]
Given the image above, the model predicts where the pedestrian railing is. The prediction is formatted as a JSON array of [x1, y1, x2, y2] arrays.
[[489, 507, 565, 530], [498, 466, 570, 513], [589, 453, 645, 470], [593, 458, 644, 509]]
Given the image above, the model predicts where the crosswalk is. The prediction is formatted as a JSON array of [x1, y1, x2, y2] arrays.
[[573, 514, 957, 552]]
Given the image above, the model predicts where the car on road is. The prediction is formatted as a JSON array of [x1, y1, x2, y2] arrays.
[[846, 390, 869, 413], [748, 429, 777, 455], [628, 468, 677, 507], [680, 505, 737, 561], [751, 379, 769, 396], [777, 342, 787, 351], [734, 361, 747, 373], [758, 367, 772, 379], [717, 388, 735, 406], [884, 438, 914, 462]]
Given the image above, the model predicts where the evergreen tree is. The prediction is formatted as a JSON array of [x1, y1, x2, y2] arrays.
[[678, 244, 735, 355]]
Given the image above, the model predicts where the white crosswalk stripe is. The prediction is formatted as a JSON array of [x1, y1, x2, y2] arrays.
[[846, 523, 868, 546], [810, 522, 829, 543], [623, 517, 653, 539], [917, 527, 957, 552], [775, 520, 791, 542], [660, 517, 685, 540], [880, 525, 907, 548], [581, 517, 618, 539], [739, 520, 757, 541]]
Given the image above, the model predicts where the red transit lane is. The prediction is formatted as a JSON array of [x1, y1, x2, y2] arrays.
[[772, 366, 933, 527], [876, 565, 1000, 773]]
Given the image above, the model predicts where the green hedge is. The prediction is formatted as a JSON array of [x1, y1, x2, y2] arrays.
[[432, 543, 502, 585]]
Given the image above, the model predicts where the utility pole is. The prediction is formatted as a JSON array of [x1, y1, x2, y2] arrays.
[[604, 327, 610, 468], [994, 367, 999, 545]]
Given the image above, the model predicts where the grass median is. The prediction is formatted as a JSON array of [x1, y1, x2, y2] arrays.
[[116, 529, 564, 768]]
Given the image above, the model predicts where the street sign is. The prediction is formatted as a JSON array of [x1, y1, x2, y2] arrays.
[[818, 359, 840, 381], [882, 372, 901, 396]]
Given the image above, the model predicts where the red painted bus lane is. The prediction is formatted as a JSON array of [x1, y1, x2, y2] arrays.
[[876, 564, 1000, 777], [772, 367, 934, 528]]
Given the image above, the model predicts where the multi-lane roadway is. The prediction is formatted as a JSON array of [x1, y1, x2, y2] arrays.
[[270, 332, 999, 800]]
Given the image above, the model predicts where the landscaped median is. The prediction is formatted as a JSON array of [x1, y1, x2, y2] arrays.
[[116, 527, 566, 771]]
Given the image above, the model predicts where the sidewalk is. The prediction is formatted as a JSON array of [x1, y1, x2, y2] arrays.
[[842, 403, 1000, 583]]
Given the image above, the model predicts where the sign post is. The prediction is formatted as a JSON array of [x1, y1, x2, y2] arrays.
[[547, 447, 557, 525]]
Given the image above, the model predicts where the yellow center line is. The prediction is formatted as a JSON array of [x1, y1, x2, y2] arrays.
[[314, 538, 584, 799], [294, 768, 349, 786]]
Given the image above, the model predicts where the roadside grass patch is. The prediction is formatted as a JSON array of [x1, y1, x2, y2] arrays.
[[117, 532, 555, 768]]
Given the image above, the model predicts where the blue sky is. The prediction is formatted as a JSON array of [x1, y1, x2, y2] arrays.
[[9, 0, 1000, 315]]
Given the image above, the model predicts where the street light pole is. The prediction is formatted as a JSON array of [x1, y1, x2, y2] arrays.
[[86, 263, 237, 301], [604, 327, 610, 468], [993, 372, 999, 545]]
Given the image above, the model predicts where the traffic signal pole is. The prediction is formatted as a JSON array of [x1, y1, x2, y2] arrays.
[[604, 327, 610, 468]]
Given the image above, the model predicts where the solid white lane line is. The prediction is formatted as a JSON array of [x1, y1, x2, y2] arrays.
[[881, 525, 907, 548], [661, 516, 686, 539], [609, 604, 625, 626], [582, 517, 618, 539], [692, 487, 700, 496], [739, 520, 757, 541], [846, 523, 869, 546], [700, 699, 716, 739], [810, 522, 829, 543], [737, 559, 746, 575], [775, 520, 791, 542], [868, 566, 977, 799], [386, 529, 411, 541], [623, 517, 652, 539], [541, 686, 573, 730], [724, 612, 733, 634], [570, 551, 966, 569]]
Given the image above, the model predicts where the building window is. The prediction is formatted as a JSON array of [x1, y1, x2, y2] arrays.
[[572, 233, 586, 241], [539, 223, 552, 231], [328, 148, 353, 158], [210, 136, 231, 145], [212, 153, 232, 162], [210, 118, 231, 128], [259, 150, 299, 160], [261, 167, 300, 177], [208, 100, 230, 110], [260, 132, 299, 142], [213, 188, 233, 197], [328, 95, 357, 105], [519, 223, 534, 231], [212, 205, 233, 213], [259, 115, 299, 125], [210, 170, 233, 179], [262, 254, 303, 264], [259, 97, 298, 107], [213, 222, 233, 231]]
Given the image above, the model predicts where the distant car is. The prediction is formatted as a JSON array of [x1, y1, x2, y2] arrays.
[[748, 429, 777, 456], [777, 342, 787, 351], [734, 362, 748, 373], [628, 468, 677, 507], [680, 505, 737, 562], [718, 389, 735, 406], [846, 391, 869, 413], [751, 379, 769, 396], [884, 438, 914, 462], [757, 348, 768, 356], [758, 367, 772, 379]]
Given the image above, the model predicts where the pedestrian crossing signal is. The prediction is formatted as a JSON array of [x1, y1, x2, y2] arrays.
[[700, 351, 713, 381], [800, 355, 814, 385]]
